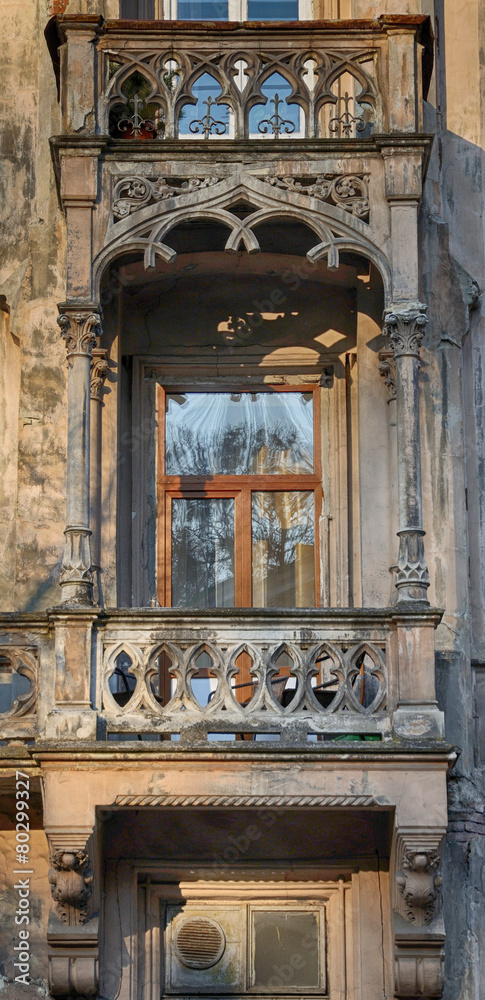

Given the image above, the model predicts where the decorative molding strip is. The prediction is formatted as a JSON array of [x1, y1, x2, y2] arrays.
[[264, 173, 370, 219], [113, 793, 379, 808]]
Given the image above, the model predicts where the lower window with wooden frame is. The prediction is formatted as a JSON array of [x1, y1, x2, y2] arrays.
[[157, 385, 322, 608]]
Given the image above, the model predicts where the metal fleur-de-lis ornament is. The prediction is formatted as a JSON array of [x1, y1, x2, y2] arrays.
[[118, 92, 158, 139], [189, 97, 228, 139], [328, 91, 366, 138], [258, 93, 296, 138]]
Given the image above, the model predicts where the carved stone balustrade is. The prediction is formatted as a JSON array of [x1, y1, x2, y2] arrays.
[[94, 607, 443, 742], [0, 606, 444, 744]]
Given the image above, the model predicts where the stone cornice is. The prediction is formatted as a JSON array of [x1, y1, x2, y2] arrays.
[[29, 744, 455, 762], [54, 14, 431, 36]]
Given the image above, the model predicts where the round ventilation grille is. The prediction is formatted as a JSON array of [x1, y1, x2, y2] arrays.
[[175, 916, 226, 969]]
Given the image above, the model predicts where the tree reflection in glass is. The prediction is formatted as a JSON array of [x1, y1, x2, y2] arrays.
[[171, 498, 235, 607], [252, 491, 314, 606]]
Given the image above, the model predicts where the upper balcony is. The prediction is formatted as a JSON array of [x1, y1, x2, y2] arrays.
[[49, 14, 432, 148]]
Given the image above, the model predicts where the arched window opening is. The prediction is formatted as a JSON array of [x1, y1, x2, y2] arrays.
[[97, 243, 387, 612]]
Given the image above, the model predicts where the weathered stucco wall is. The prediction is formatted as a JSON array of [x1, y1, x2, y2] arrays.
[[0, 0, 68, 612], [1, 0, 485, 997]]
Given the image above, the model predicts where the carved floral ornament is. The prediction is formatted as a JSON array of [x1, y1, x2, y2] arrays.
[[90, 348, 109, 402], [112, 172, 370, 222], [378, 348, 396, 400], [99, 168, 391, 299], [48, 849, 93, 925]]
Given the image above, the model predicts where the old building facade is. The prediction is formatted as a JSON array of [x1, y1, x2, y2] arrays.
[[0, 0, 484, 997]]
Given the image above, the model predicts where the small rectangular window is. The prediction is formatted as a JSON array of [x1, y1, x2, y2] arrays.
[[120, 0, 156, 16], [178, 0, 229, 17], [247, 0, 299, 19], [252, 910, 320, 988], [120, 0, 300, 20]]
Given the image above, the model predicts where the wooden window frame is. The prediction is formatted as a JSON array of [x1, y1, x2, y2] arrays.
[[156, 383, 322, 608]]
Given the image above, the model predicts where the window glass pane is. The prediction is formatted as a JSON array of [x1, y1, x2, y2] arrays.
[[249, 71, 300, 136], [247, 0, 299, 19], [165, 392, 313, 475], [178, 72, 230, 138], [120, 0, 155, 15], [252, 491, 314, 606], [252, 910, 319, 988], [178, 0, 229, 18], [171, 498, 235, 607]]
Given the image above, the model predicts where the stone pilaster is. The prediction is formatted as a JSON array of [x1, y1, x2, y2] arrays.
[[383, 304, 430, 602], [58, 307, 101, 605]]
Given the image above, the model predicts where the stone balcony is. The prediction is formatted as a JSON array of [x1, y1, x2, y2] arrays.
[[50, 14, 431, 145], [0, 606, 444, 745]]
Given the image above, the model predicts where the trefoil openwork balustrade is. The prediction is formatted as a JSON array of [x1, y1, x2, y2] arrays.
[[100, 627, 390, 741], [99, 25, 387, 142]]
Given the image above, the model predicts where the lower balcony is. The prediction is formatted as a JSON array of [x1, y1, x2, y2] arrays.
[[0, 606, 444, 746], [97, 606, 443, 744]]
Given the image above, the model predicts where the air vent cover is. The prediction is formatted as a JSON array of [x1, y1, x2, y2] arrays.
[[175, 916, 226, 969]]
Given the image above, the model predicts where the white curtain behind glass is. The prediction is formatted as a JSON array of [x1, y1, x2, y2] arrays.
[[165, 391, 314, 475]]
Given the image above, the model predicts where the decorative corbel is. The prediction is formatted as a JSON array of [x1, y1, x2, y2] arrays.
[[393, 833, 445, 998], [378, 347, 396, 401], [396, 851, 442, 926], [48, 849, 93, 925], [47, 835, 98, 998]]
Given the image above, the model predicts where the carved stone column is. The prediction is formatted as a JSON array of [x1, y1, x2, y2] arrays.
[[58, 307, 101, 605], [90, 348, 108, 604], [383, 304, 430, 602], [47, 832, 98, 998]]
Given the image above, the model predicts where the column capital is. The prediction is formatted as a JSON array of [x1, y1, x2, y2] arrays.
[[383, 302, 427, 358], [57, 306, 102, 360]]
